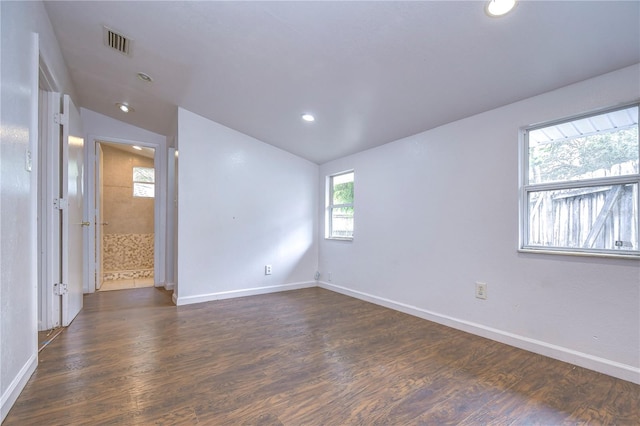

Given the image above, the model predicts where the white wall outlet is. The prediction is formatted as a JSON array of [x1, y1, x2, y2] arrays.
[[265, 265, 272, 275], [328, 272, 332, 282], [475, 282, 487, 300]]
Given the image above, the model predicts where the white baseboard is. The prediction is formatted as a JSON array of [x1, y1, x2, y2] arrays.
[[164, 282, 175, 291], [1, 353, 37, 422], [318, 281, 640, 385], [175, 281, 316, 306]]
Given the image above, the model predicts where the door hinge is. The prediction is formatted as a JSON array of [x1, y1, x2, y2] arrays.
[[54, 282, 68, 296], [53, 112, 68, 126], [53, 198, 68, 210]]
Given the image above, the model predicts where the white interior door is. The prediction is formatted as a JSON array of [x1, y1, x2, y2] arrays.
[[95, 143, 104, 290], [61, 94, 85, 326]]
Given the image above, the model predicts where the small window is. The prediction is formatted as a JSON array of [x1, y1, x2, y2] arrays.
[[133, 166, 155, 198], [326, 171, 354, 239], [521, 104, 639, 257]]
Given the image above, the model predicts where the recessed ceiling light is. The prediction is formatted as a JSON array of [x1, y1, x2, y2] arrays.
[[301, 113, 315, 122], [132, 145, 142, 150], [116, 103, 133, 113], [485, 0, 517, 17], [137, 72, 153, 83]]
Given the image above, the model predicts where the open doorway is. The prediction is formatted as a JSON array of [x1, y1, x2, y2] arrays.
[[37, 57, 86, 335], [96, 141, 156, 292]]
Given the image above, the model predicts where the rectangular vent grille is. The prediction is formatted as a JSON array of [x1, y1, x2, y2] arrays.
[[103, 26, 131, 56]]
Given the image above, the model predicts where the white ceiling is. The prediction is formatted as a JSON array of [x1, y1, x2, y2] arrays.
[[44, 1, 640, 164], [99, 141, 155, 159]]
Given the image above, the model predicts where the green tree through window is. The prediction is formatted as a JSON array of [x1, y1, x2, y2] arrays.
[[529, 127, 638, 184], [327, 171, 354, 239]]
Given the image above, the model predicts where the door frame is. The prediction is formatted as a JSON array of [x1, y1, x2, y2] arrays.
[[95, 143, 104, 290], [38, 89, 87, 328], [37, 58, 61, 330], [84, 136, 167, 292]]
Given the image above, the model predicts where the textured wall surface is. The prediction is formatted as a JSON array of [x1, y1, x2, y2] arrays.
[[1, 1, 77, 420]]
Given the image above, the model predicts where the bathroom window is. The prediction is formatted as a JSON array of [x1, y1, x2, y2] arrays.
[[133, 166, 155, 198]]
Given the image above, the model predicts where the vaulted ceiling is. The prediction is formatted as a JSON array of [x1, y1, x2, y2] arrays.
[[44, 1, 640, 164]]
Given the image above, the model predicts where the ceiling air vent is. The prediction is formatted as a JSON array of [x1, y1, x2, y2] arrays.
[[103, 26, 132, 56]]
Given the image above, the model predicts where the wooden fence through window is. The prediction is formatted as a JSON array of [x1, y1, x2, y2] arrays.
[[529, 183, 638, 250]]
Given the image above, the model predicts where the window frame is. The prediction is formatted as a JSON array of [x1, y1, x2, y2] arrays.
[[326, 170, 355, 241], [519, 102, 640, 259], [132, 166, 155, 198]]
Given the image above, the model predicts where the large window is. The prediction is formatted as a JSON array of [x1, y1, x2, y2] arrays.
[[133, 166, 155, 198], [327, 171, 354, 239], [521, 104, 639, 257]]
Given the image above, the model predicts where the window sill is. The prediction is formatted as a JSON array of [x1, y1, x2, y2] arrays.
[[518, 247, 640, 260], [325, 237, 354, 242]]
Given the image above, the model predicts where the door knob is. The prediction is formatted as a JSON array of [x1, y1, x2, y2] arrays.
[[80, 221, 91, 227]]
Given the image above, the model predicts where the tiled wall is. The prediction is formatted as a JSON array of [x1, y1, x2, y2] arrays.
[[102, 144, 155, 234], [103, 233, 154, 281]]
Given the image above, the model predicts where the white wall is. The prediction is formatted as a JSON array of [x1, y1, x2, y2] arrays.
[[166, 115, 179, 290], [0, 1, 76, 420], [318, 64, 640, 384], [81, 108, 167, 147], [166, 113, 179, 290], [80, 108, 169, 291], [176, 108, 318, 305]]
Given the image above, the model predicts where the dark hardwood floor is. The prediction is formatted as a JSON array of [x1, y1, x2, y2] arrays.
[[4, 287, 638, 425], [37, 327, 64, 352]]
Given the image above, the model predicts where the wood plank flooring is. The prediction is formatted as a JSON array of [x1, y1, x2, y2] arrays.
[[4, 287, 639, 425], [37, 327, 64, 352]]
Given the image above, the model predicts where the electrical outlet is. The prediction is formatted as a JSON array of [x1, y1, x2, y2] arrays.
[[328, 272, 332, 282], [475, 282, 487, 300], [265, 265, 272, 275]]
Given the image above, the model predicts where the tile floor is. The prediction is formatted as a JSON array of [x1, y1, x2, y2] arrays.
[[99, 278, 154, 292]]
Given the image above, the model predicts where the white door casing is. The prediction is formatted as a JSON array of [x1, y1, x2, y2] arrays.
[[95, 143, 104, 290], [85, 136, 167, 292], [40, 90, 62, 329]]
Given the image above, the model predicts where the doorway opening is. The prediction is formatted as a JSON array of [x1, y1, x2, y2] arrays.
[[37, 55, 86, 334], [95, 141, 156, 292]]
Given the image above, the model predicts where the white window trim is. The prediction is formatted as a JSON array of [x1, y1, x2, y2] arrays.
[[133, 166, 155, 198], [326, 170, 354, 241], [519, 102, 640, 259]]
